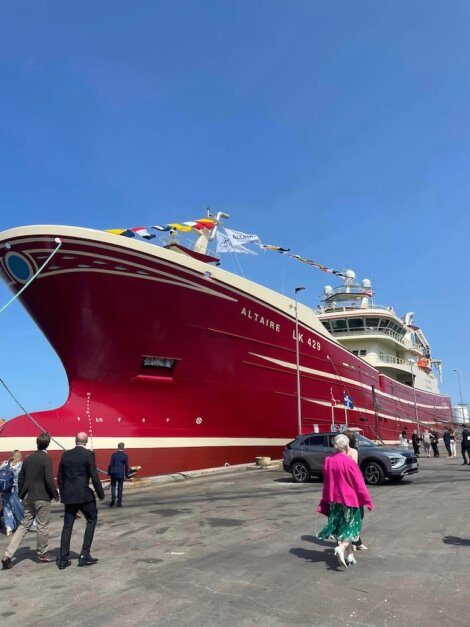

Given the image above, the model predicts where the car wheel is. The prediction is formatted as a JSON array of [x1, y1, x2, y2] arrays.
[[291, 461, 310, 483], [363, 461, 385, 486], [389, 476, 404, 483]]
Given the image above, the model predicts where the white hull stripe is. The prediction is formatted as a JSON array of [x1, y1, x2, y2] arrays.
[[36, 267, 237, 302], [26, 247, 217, 291], [251, 353, 448, 411], [302, 397, 438, 425], [0, 436, 291, 453]]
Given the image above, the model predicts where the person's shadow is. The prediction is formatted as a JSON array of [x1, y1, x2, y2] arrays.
[[291, 535, 342, 570], [290, 546, 342, 570], [442, 536, 470, 546], [11, 547, 81, 566]]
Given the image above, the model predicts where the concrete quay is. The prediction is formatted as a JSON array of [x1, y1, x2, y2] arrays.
[[0, 457, 469, 626]]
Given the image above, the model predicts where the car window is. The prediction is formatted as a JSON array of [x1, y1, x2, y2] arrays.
[[302, 435, 327, 447], [355, 435, 376, 447]]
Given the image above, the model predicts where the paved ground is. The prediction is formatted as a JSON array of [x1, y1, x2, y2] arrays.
[[1, 456, 469, 626]]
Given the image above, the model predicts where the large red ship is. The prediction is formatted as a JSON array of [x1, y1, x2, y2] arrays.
[[0, 222, 453, 475]]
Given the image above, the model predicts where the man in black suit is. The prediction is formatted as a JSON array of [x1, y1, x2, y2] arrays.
[[461, 426, 470, 464], [107, 442, 130, 507], [57, 432, 105, 569], [2, 432, 59, 570]]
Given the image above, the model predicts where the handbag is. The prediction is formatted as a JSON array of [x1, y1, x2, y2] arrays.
[[316, 499, 330, 516]]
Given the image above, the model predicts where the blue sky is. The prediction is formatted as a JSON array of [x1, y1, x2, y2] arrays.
[[0, 1, 469, 419]]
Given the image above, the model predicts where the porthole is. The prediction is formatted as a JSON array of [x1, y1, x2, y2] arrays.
[[4, 252, 35, 284]]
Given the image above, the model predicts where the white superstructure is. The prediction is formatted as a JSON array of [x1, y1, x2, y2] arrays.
[[317, 271, 442, 394]]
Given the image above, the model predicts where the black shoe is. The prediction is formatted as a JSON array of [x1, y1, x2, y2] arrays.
[[462, 462, 467, 465], [78, 555, 99, 567], [109, 500, 115, 508], [116, 502, 122, 507], [1, 556, 12, 570], [58, 559, 72, 570]]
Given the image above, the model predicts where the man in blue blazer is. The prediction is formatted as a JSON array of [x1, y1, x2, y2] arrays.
[[107, 442, 129, 507]]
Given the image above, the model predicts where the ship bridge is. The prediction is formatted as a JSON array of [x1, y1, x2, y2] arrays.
[[316, 271, 439, 392]]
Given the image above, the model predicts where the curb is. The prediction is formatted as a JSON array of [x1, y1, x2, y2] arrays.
[[119, 459, 283, 491]]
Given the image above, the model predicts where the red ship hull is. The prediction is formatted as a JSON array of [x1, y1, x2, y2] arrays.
[[0, 226, 453, 475]]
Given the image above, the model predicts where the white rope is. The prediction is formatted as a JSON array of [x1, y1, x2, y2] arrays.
[[0, 376, 66, 451], [0, 376, 108, 475], [0, 239, 62, 313], [0, 238, 107, 474]]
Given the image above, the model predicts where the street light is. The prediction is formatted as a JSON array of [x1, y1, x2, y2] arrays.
[[454, 369, 465, 425], [410, 361, 420, 437], [294, 287, 306, 436]]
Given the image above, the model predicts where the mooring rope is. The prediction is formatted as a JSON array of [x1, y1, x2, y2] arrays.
[[0, 238, 62, 313], [0, 237, 108, 476], [0, 375, 108, 476], [0, 376, 66, 451]]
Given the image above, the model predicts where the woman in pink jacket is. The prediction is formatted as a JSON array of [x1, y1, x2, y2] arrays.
[[317, 433, 373, 568]]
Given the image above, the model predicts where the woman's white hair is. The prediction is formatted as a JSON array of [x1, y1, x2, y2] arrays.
[[333, 433, 350, 451]]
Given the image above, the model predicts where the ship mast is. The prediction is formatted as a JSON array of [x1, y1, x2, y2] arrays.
[[193, 209, 230, 255]]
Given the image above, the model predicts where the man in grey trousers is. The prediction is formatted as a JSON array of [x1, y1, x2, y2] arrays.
[[2, 432, 59, 570]]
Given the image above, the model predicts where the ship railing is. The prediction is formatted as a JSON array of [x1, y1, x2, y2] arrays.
[[328, 327, 406, 343], [319, 303, 397, 314], [375, 354, 409, 366]]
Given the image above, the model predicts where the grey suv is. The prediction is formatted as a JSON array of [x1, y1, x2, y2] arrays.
[[283, 432, 419, 485]]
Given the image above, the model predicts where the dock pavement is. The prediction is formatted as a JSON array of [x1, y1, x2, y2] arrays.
[[0, 457, 469, 626]]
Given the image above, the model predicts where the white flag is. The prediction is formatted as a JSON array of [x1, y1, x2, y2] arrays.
[[216, 231, 256, 254], [224, 227, 261, 248]]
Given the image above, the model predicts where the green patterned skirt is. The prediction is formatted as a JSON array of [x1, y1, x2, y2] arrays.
[[317, 502, 362, 542]]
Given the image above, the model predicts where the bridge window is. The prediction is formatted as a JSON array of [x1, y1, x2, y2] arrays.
[[348, 318, 365, 330], [365, 317, 380, 329], [331, 319, 347, 331]]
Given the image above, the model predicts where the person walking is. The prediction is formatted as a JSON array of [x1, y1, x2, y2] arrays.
[[411, 430, 421, 457], [1, 433, 58, 570], [422, 430, 432, 458], [449, 429, 457, 458], [443, 428, 452, 457], [107, 442, 130, 508], [399, 430, 409, 448], [0, 450, 24, 535], [344, 431, 368, 551], [461, 426, 470, 465], [57, 432, 105, 570], [430, 430, 439, 458], [317, 434, 373, 569]]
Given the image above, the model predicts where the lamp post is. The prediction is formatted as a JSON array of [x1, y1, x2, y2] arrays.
[[410, 361, 420, 437], [454, 369, 465, 425], [294, 287, 306, 436]]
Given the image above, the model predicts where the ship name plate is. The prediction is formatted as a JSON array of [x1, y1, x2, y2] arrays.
[[241, 307, 280, 332]]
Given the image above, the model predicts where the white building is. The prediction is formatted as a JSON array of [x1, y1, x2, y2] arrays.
[[452, 404, 470, 424]]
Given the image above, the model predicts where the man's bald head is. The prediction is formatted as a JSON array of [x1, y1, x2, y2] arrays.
[[76, 432, 89, 446]]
